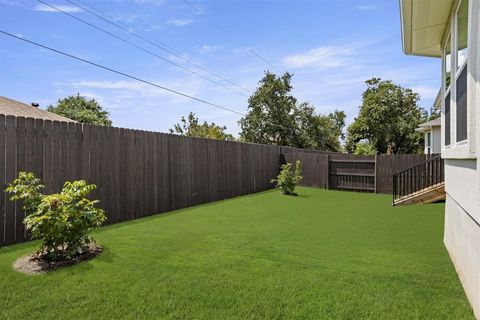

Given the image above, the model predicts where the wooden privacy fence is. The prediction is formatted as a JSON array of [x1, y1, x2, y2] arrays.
[[0, 115, 283, 247], [283, 151, 435, 194], [0, 114, 436, 248]]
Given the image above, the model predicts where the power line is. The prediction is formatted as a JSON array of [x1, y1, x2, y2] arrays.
[[0, 30, 245, 116], [248, 49, 282, 73], [36, 0, 250, 98], [182, 0, 226, 33], [182, 0, 282, 73], [65, 0, 252, 95]]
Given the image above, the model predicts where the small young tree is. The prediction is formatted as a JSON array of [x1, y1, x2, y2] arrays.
[[271, 160, 303, 195], [6, 172, 106, 261]]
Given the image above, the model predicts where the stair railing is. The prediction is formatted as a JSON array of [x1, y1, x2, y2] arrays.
[[393, 155, 444, 205]]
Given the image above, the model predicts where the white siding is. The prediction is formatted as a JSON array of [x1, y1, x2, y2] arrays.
[[442, 0, 480, 318]]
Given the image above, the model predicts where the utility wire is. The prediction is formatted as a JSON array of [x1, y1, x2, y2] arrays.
[[182, 0, 282, 73], [65, 0, 252, 95], [0, 30, 245, 116], [37, 0, 249, 98], [182, 0, 226, 33], [248, 49, 281, 73]]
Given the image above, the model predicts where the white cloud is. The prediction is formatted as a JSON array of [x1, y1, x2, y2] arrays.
[[0, 0, 20, 5], [63, 78, 205, 104], [112, 14, 139, 24], [34, 3, 81, 13], [167, 19, 194, 27], [282, 36, 390, 72], [115, 0, 165, 5], [410, 86, 439, 100], [355, 5, 376, 11], [283, 46, 355, 70], [133, 0, 165, 4], [198, 45, 217, 54]]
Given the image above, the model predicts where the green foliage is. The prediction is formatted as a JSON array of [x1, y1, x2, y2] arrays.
[[6, 172, 106, 261], [239, 72, 345, 152], [271, 160, 303, 195], [170, 112, 235, 141], [354, 141, 377, 155], [345, 78, 427, 154], [240, 72, 298, 146], [5, 172, 44, 217], [47, 93, 112, 126], [294, 103, 346, 152]]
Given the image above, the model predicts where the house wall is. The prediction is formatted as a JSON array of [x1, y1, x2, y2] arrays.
[[442, 0, 480, 317], [433, 126, 442, 154], [423, 132, 429, 154], [422, 127, 442, 154]]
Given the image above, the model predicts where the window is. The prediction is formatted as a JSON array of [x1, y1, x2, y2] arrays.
[[455, 0, 468, 142], [445, 92, 451, 146], [456, 0, 468, 70], [427, 132, 431, 154], [444, 35, 452, 89], [444, 34, 451, 146]]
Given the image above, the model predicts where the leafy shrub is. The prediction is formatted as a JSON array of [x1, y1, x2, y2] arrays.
[[271, 160, 303, 195], [6, 172, 106, 261], [4, 172, 44, 216]]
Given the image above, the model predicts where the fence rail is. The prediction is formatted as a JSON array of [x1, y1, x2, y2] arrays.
[[393, 155, 444, 204]]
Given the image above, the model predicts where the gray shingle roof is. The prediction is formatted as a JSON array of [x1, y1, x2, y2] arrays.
[[0, 96, 76, 122], [418, 117, 441, 128]]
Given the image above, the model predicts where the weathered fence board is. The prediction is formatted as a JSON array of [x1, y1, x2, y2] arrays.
[[0, 115, 5, 247], [5, 116, 16, 245]]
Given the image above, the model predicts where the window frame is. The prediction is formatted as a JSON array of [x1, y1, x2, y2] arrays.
[[442, 32, 452, 148], [454, 0, 468, 143], [441, 0, 475, 159]]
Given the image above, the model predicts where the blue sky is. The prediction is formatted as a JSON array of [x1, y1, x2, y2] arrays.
[[0, 0, 440, 135]]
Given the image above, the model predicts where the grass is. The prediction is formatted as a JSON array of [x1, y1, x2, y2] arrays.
[[0, 187, 474, 319]]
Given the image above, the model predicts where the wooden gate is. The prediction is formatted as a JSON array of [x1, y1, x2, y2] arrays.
[[329, 158, 376, 192]]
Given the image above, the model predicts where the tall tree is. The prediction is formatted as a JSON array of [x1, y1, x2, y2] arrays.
[[294, 103, 345, 152], [47, 94, 112, 126], [239, 72, 297, 146], [169, 112, 235, 141], [345, 78, 427, 154], [239, 72, 344, 152]]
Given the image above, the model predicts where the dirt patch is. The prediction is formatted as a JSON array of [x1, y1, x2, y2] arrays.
[[13, 243, 103, 275]]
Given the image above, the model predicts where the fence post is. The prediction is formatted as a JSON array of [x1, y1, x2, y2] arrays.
[[325, 154, 330, 190], [374, 155, 378, 193]]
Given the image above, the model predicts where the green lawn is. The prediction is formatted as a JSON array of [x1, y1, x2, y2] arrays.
[[0, 187, 474, 319]]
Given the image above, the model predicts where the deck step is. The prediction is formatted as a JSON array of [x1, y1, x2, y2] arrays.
[[393, 182, 445, 206]]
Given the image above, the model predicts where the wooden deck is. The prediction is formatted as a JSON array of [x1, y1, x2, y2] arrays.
[[393, 182, 445, 206]]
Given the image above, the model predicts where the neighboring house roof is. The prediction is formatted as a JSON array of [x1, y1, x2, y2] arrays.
[[0, 96, 76, 122], [400, 0, 453, 57], [433, 89, 442, 110], [416, 117, 441, 132]]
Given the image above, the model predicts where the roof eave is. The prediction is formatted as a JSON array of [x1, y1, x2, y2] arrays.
[[400, 0, 451, 58]]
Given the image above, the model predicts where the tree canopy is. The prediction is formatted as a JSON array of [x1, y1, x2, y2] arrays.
[[239, 72, 345, 152], [169, 112, 235, 141], [47, 94, 112, 126], [345, 78, 427, 154]]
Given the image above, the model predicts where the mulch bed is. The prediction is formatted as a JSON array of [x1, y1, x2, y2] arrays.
[[13, 243, 103, 275]]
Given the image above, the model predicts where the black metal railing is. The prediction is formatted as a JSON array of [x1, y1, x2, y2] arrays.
[[393, 155, 444, 205]]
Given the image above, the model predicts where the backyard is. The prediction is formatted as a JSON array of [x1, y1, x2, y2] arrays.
[[0, 187, 474, 319]]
